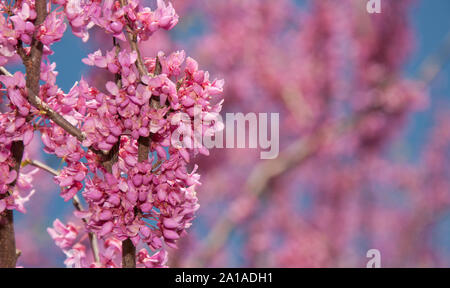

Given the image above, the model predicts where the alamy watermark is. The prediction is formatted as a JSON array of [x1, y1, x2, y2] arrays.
[[168, 0, 385, 160], [170, 105, 280, 160], [366, 249, 381, 268], [367, 0, 381, 14]]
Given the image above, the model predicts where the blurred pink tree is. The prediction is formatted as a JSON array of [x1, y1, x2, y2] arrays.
[[163, 0, 450, 267]]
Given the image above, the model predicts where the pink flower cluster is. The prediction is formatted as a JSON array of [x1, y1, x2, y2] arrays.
[[1, 0, 223, 267], [0, 0, 67, 65], [0, 71, 35, 213], [0, 163, 36, 214], [73, 41, 223, 261], [51, 0, 178, 43], [0, 1, 36, 65], [48, 219, 168, 267]]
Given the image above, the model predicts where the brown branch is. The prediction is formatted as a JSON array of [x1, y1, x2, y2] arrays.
[[0, 66, 93, 148], [29, 94, 87, 142], [119, 0, 148, 79], [0, 210, 17, 268], [26, 0, 46, 95], [1, 0, 46, 267], [116, 1, 161, 266], [23, 159, 58, 176], [0, 0, 48, 267], [0, 142, 24, 267], [121, 238, 136, 268]]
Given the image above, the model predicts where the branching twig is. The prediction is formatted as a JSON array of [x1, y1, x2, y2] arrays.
[[119, 0, 148, 79], [24, 159, 100, 263], [0, 65, 90, 145]]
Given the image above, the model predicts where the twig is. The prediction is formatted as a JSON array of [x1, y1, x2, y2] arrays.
[[72, 195, 101, 264], [24, 159, 100, 263], [23, 159, 58, 176], [1, 65, 88, 143], [0, 65, 103, 154], [119, 0, 148, 79], [0, 66, 12, 77]]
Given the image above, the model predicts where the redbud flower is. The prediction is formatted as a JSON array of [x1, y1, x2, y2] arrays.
[[47, 219, 79, 250], [37, 11, 67, 46]]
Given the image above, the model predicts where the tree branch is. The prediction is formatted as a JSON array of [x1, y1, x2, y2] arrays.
[[117, 0, 160, 267], [1, 65, 88, 143], [0, 0, 48, 267], [119, 0, 148, 79], [0, 66, 12, 77], [0, 142, 24, 267]]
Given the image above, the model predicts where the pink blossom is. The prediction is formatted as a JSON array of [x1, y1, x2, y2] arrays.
[[137, 249, 168, 268], [47, 219, 79, 250], [1, 0, 223, 268], [63, 243, 87, 268], [37, 11, 67, 46], [154, 0, 178, 30]]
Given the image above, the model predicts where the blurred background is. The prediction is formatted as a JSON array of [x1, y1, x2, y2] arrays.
[[8, 0, 450, 267]]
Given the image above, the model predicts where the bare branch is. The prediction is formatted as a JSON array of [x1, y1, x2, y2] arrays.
[[23, 159, 58, 176], [0, 66, 12, 77], [72, 195, 101, 264]]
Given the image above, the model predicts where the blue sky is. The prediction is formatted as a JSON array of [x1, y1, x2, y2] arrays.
[[403, 0, 450, 160]]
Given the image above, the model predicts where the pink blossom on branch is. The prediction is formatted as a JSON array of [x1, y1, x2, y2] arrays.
[[1, 0, 223, 268]]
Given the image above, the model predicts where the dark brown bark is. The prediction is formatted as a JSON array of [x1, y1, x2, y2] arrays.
[[122, 238, 137, 268], [137, 136, 150, 163], [121, 137, 148, 268], [118, 0, 163, 268], [0, 210, 16, 268], [0, 141, 24, 267]]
